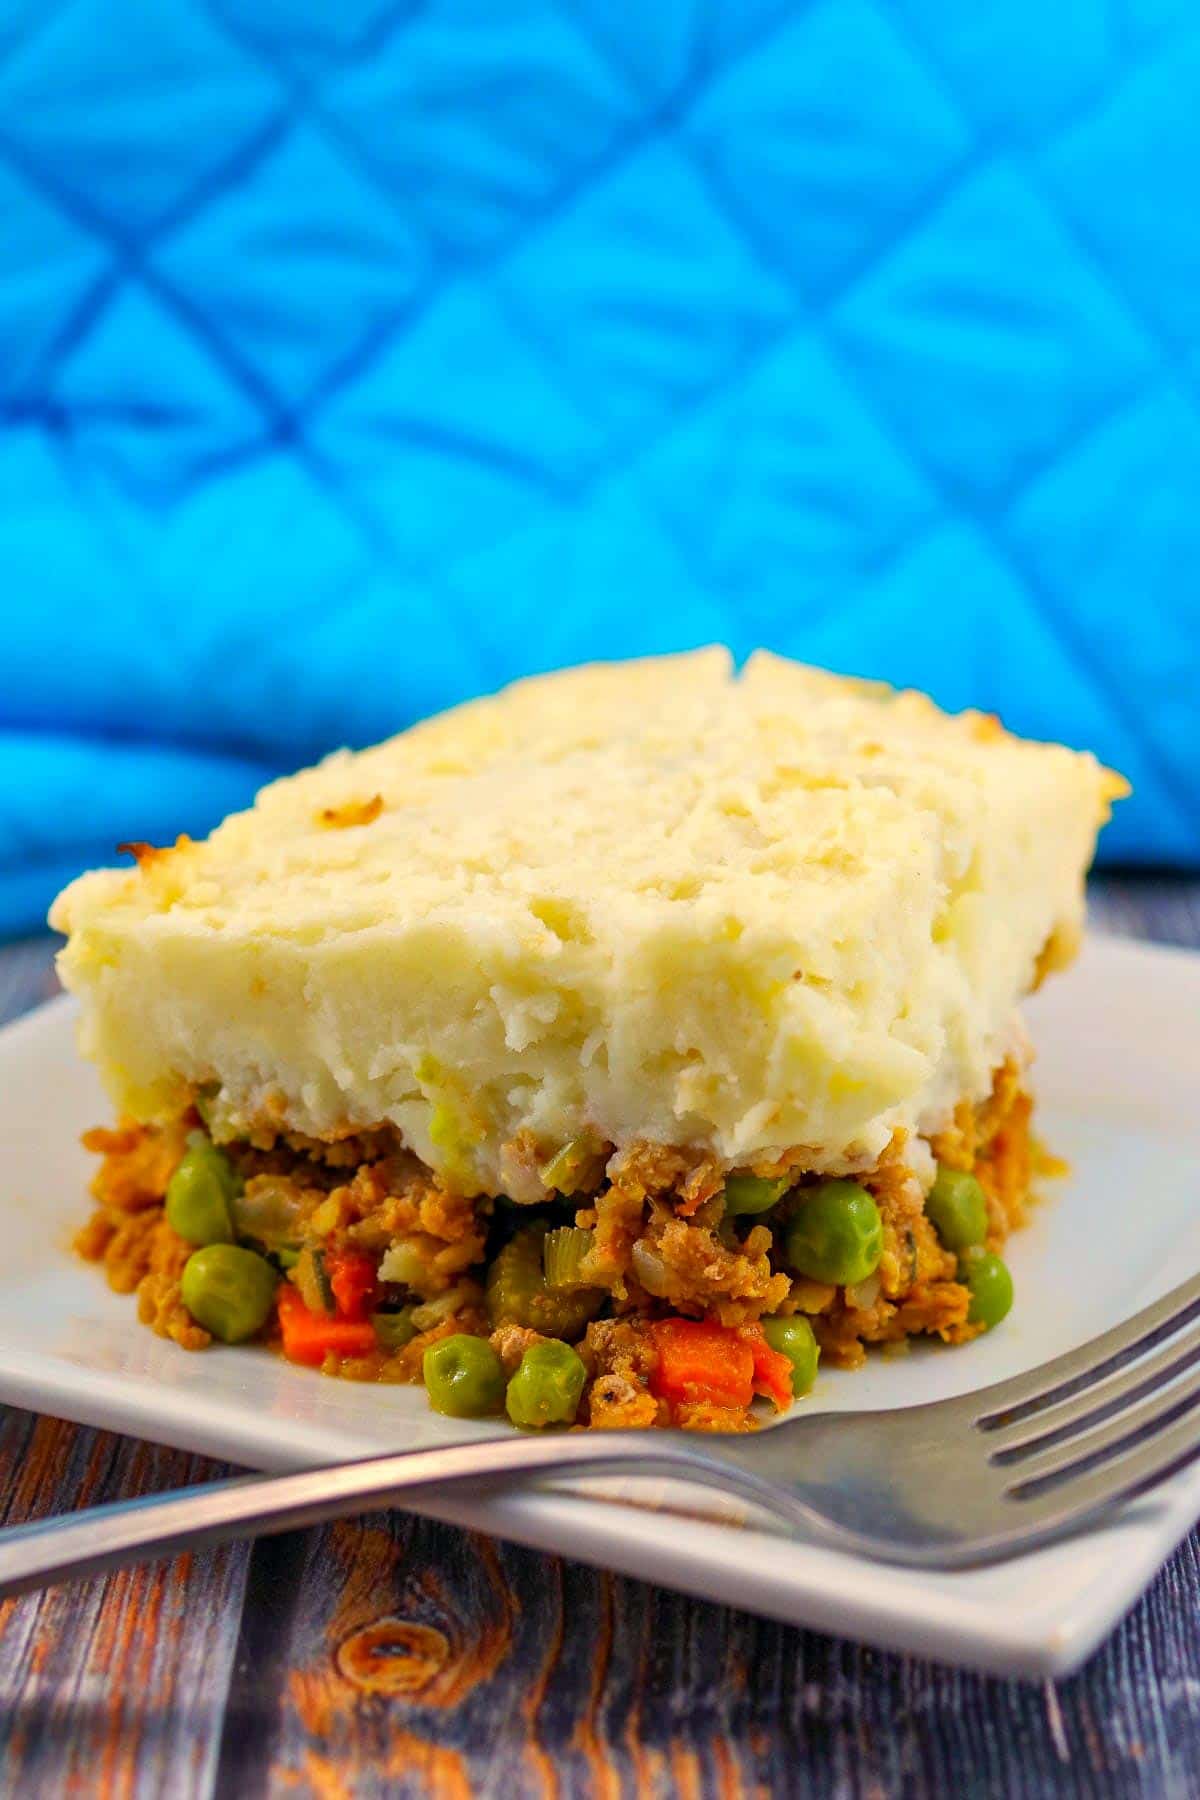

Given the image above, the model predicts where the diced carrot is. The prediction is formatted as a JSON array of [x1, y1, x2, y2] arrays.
[[327, 1249, 378, 1322], [745, 1326, 794, 1412], [648, 1319, 755, 1408], [277, 1282, 377, 1365]]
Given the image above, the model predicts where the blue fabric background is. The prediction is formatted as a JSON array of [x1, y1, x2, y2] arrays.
[[2, 0, 1198, 936]]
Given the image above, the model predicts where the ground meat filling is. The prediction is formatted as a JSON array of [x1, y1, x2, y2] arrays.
[[75, 1058, 1043, 1430]]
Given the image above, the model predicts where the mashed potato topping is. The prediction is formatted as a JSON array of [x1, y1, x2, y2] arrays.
[[52, 651, 1122, 1195]]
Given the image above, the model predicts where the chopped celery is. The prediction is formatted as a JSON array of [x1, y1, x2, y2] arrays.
[[539, 1134, 603, 1195], [542, 1226, 597, 1291], [371, 1308, 417, 1351], [486, 1225, 603, 1337]]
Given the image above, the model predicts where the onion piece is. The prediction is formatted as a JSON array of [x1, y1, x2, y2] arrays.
[[846, 1272, 881, 1311], [631, 1238, 672, 1297], [411, 1282, 476, 1331]]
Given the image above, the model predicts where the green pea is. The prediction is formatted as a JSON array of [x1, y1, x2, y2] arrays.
[[958, 1247, 1014, 1330], [423, 1334, 506, 1418], [181, 1244, 278, 1343], [166, 1134, 240, 1246], [722, 1173, 792, 1216], [926, 1165, 988, 1253], [784, 1180, 883, 1287], [506, 1340, 587, 1428], [760, 1316, 820, 1397]]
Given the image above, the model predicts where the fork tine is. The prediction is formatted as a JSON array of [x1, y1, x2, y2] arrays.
[[1000, 1364, 1200, 1492], [988, 1318, 1200, 1464], [1003, 1399, 1200, 1540], [973, 1268, 1200, 1431]]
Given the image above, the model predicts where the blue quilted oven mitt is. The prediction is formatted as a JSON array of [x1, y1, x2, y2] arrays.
[[1, 0, 1198, 937]]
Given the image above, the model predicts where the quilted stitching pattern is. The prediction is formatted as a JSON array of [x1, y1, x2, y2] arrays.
[[1, 0, 1197, 935]]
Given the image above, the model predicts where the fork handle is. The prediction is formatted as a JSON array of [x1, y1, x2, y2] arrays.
[[0, 1431, 790, 1601]]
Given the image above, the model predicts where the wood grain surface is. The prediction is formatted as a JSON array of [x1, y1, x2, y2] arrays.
[[2, 878, 1199, 1800]]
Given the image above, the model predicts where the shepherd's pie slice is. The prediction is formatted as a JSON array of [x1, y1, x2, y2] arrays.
[[54, 650, 1125, 1427]]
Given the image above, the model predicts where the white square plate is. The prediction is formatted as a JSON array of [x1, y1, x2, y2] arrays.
[[1, 932, 1198, 1678]]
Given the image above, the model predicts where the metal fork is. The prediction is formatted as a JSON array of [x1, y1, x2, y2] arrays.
[[4, 1270, 1200, 1598]]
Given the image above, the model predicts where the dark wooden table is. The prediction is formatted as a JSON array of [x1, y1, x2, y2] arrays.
[[3, 878, 1200, 1799]]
